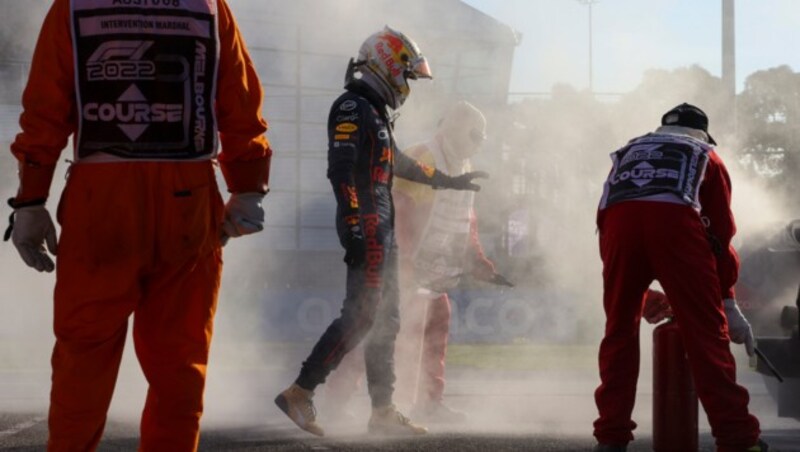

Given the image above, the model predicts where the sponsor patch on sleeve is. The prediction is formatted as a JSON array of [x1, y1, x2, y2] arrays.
[[418, 162, 436, 178]]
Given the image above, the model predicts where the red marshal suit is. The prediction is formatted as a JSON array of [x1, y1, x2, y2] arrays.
[[8, 1, 271, 450], [594, 122, 761, 450]]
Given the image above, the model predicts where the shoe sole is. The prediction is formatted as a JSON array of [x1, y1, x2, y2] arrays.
[[368, 425, 428, 436], [412, 414, 467, 425]]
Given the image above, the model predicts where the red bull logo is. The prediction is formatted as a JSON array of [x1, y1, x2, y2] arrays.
[[362, 214, 384, 288], [381, 33, 406, 54], [372, 166, 389, 184], [374, 40, 403, 78]]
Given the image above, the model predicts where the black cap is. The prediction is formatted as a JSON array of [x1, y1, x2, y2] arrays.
[[660, 103, 716, 145]]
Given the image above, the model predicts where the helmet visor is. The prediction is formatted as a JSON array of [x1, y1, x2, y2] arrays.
[[470, 127, 487, 145], [405, 55, 432, 80]]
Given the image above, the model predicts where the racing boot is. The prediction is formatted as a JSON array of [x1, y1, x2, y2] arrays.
[[411, 400, 467, 424], [368, 404, 428, 436], [274, 383, 325, 437]]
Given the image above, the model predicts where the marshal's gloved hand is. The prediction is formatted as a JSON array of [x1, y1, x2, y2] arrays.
[[723, 298, 755, 357], [434, 171, 489, 192], [5, 204, 58, 272], [643, 289, 673, 324], [221, 192, 265, 246]]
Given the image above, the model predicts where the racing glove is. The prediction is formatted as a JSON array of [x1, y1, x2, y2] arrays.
[[723, 298, 755, 357], [342, 217, 365, 266], [221, 192, 265, 245], [5, 204, 58, 272], [433, 171, 489, 191], [642, 289, 673, 324]]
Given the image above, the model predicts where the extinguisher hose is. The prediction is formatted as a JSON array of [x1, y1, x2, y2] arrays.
[[754, 346, 784, 383]]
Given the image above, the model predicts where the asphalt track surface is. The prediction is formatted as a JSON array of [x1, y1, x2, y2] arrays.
[[1, 347, 798, 451]]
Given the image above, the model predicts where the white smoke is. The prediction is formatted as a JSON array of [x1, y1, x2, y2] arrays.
[[1, 0, 798, 446]]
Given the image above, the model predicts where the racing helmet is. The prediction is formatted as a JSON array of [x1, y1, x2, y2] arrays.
[[356, 26, 432, 109], [439, 101, 487, 160]]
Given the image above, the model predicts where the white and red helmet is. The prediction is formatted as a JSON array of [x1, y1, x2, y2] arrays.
[[357, 26, 432, 109], [439, 101, 487, 160]]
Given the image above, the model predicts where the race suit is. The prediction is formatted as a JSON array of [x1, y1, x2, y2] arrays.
[[10, 1, 271, 450], [295, 80, 458, 408], [594, 129, 760, 450], [324, 138, 495, 407]]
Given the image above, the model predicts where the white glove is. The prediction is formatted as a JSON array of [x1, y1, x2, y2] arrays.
[[221, 192, 265, 245], [10, 205, 58, 272], [723, 298, 755, 357]]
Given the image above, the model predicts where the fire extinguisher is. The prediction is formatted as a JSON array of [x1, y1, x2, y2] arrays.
[[653, 318, 698, 452]]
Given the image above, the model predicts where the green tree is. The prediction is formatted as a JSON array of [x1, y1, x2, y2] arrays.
[[615, 65, 733, 144], [737, 65, 800, 206]]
